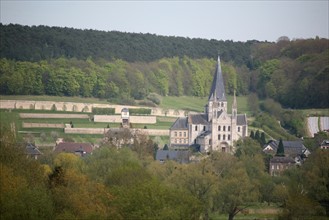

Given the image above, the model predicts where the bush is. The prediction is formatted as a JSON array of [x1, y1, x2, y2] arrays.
[[147, 93, 161, 105], [129, 108, 151, 115], [138, 100, 157, 107], [92, 108, 115, 115]]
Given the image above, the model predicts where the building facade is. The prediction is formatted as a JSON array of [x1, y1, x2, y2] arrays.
[[169, 57, 248, 153]]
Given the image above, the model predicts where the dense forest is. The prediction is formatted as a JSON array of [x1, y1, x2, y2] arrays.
[[0, 23, 328, 108], [1, 127, 329, 220]]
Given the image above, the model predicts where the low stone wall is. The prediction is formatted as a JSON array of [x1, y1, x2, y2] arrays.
[[0, 99, 198, 117], [64, 127, 169, 136], [94, 115, 156, 124], [22, 122, 64, 128], [20, 113, 89, 119], [64, 128, 109, 134], [94, 115, 122, 123]]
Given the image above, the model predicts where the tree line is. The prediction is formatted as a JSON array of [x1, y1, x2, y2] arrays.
[[0, 57, 248, 103], [0, 23, 254, 66], [1, 127, 328, 220], [0, 23, 328, 109]]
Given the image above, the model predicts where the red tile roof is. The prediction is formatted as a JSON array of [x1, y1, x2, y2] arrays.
[[54, 142, 93, 154]]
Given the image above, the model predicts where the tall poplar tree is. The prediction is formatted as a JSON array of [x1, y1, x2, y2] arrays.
[[275, 138, 285, 157]]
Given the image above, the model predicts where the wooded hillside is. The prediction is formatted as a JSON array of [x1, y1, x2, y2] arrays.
[[0, 24, 328, 108]]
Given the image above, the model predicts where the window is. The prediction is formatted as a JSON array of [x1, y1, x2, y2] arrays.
[[228, 134, 231, 140], [179, 132, 182, 137], [223, 135, 226, 140], [174, 132, 177, 137], [209, 139, 212, 145], [238, 127, 240, 132], [218, 134, 221, 140], [184, 132, 186, 137], [221, 102, 224, 107], [222, 147, 226, 152], [223, 126, 226, 131], [271, 165, 274, 170], [218, 126, 221, 131], [228, 126, 230, 131], [195, 126, 198, 131], [203, 126, 206, 131], [179, 139, 182, 144]]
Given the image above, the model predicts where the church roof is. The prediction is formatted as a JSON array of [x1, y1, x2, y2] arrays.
[[237, 114, 247, 125], [188, 114, 209, 125], [171, 117, 188, 130], [208, 56, 226, 102]]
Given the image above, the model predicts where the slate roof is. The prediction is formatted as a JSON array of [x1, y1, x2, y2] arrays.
[[264, 140, 308, 157], [237, 114, 247, 126], [26, 143, 42, 155], [270, 156, 296, 164], [156, 150, 189, 163], [188, 114, 209, 125], [208, 56, 226, 102], [171, 117, 188, 130], [54, 142, 93, 154]]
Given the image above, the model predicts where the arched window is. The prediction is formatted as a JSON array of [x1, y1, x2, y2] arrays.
[[223, 126, 226, 131], [228, 126, 231, 131], [218, 126, 221, 131], [223, 135, 226, 140], [228, 134, 231, 140], [218, 134, 221, 140]]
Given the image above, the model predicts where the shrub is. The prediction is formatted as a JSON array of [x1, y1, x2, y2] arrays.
[[147, 93, 161, 105], [92, 108, 115, 115]]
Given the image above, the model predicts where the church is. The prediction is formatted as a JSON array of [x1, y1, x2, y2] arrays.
[[169, 57, 248, 153]]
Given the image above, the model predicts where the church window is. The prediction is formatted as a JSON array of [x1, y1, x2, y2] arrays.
[[218, 134, 221, 140], [228, 126, 231, 131], [223, 135, 226, 140], [203, 126, 206, 131], [223, 126, 226, 131], [195, 126, 198, 131], [228, 134, 231, 140], [218, 126, 221, 131], [238, 127, 240, 132]]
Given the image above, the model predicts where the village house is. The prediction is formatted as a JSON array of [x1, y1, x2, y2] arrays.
[[320, 140, 329, 149], [156, 149, 190, 164], [25, 143, 42, 159], [169, 56, 248, 153], [54, 142, 94, 156], [263, 140, 311, 175]]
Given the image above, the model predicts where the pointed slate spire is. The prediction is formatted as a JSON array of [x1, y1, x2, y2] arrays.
[[208, 56, 226, 101]]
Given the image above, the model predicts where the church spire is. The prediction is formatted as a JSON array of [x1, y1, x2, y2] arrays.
[[208, 56, 226, 101]]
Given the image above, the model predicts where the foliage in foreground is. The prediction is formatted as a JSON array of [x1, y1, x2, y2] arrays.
[[1, 127, 328, 220]]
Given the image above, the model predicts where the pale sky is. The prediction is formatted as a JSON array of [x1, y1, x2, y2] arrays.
[[1, 0, 328, 42]]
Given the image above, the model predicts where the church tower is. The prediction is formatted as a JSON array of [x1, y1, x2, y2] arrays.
[[206, 56, 227, 122]]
